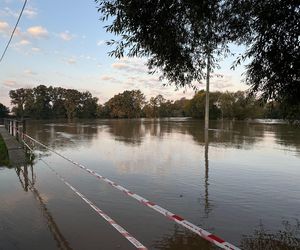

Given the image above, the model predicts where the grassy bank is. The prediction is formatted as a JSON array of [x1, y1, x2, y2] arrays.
[[0, 134, 9, 166]]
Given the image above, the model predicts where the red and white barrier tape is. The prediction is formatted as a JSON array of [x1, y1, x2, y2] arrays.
[[22, 132, 239, 250], [24, 142, 147, 249]]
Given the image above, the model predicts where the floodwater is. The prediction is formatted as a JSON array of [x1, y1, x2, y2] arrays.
[[0, 119, 299, 250]]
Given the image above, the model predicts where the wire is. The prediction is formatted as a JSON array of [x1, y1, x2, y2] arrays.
[[0, 0, 27, 63]]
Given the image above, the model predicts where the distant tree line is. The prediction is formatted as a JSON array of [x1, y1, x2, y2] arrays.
[[98, 89, 287, 120], [5, 85, 291, 120], [9, 85, 98, 119]]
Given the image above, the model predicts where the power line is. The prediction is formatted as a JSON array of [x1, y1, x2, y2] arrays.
[[0, 0, 27, 64]]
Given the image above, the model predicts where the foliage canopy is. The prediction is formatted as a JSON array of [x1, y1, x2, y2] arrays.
[[96, 0, 300, 120], [96, 0, 238, 88]]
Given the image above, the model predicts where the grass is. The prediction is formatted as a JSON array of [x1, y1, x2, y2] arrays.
[[0, 134, 10, 166]]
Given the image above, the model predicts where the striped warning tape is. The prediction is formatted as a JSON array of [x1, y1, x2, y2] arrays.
[[23, 142, 147, 249], [22, 133, 240, 250]]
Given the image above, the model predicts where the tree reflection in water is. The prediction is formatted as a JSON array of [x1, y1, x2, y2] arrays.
[[241, 220, 300, 250], [153, 225, 214, 250]]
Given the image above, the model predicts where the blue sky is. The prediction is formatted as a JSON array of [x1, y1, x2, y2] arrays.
[[0, 0, 248, 107]]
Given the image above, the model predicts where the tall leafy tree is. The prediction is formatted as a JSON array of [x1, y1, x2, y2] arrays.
[[32, 85, 52, 119], [49, 87, 66, 118], [78, 91, 99, 118], [230, 0, 300, 120], [63, 89, 82, 120], [105, 90, 145, 118], [9, 88, 30, 118], [96, 0, 238, 129], [97, 0, 299, 122]]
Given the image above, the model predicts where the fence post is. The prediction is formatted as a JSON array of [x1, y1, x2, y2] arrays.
[[16, 121, 19, 141], [9, 120, 12, 135], [13, 120, 16, 137], [22, 119, 26, 141]]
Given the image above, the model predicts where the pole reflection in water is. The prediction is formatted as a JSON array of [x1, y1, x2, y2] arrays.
[[204, 129, 212, 217], [15, 165, 72, 250]]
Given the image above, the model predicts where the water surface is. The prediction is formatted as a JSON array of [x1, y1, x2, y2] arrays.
[[1, 119, 299, 249]]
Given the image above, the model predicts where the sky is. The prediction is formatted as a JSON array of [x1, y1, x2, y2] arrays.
[[0, 0, 249, 107]]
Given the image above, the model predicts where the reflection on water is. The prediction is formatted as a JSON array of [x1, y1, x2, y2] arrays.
[[153, 225, 213, 250], [26, 119, 300, 154], [241, 220, 300, 250], [107, 119, 145, 145], [1, 119, 300, 249], [15, 165, 72, 250], [26, 121, 98, 150], [204, 129, 212, 217]]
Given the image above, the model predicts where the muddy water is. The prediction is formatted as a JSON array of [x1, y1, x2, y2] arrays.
[[1, 119, 299, 249]]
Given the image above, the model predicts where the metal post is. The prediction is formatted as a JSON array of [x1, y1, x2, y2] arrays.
[[205, 54, 210, 131]]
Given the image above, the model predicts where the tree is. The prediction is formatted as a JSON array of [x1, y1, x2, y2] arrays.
[[217, 91, 235, 119], [230, 0, 300, 120], [32, 85, 52, 119], [186, 90, 221, 119], [78, 91, 98, 118], [9, 88, 29, 118], [96, 0, 239, 129], [63, 89, 82, 120], [159, 100, 174, 117], [49, 87, 66, 118], [0, 103, 9, 118], [105, 90, 145, 118]]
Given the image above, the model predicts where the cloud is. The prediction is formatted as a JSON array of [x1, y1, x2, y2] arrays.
[[23, 7, 38, 19], [2, 80, 17, 87], [23, 69, 37, 76], [0, 21, 9, 34], [111, 57, 148, 74], [100, 75, 116, 81], [14, 39, 31, 46], [66, 58, 77, 64], [27, 26, 48, 38], [210, 74, 234, 90], [0, 7, 18, 18], [59, 31, 74, 41], [112, 62, 128, 70], [97, 40, 105, 46]]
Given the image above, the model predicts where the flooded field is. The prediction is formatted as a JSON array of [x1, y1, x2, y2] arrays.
[[0, 119, 299, 249]]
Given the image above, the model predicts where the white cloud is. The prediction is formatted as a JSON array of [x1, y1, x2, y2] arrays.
[[23, 69, 37, 76], [66, 58, 77, 64], [59, 31, 74, 41], [15, 39, 31, 46], [97, 40, 105, 46], [100, 75, 116, 81], [27, 26, 48, 38], [2, 79, 17, 87], [210, 74, 234, 91], [0, 21, 9, 34], [0, 7, 18, 18], [23, 7, 38, 19], [111, 57, 148, 74]]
